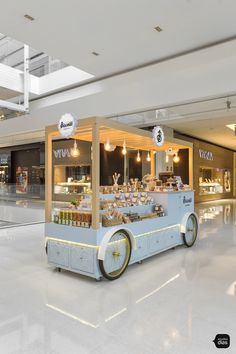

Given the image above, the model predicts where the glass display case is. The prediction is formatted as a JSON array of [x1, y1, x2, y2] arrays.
[[53, 165, 91, 200], [199, 167, 231, 195]]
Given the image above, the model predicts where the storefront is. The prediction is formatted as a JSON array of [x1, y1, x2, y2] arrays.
[[52, 139, 91, 202], [174, 133, 234, 203], [0, 143, 45, 199]]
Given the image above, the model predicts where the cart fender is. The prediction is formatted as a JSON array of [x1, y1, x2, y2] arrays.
[[98, 226, 136, 261], [180, 212, 199, 234]]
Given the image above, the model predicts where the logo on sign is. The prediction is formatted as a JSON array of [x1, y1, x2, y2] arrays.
[[199, 149, 213, 161], [213, 334, 230, 349], [152, 126, 164, 147], [58, 113, 76, 138], [183, 196, 192, 204]]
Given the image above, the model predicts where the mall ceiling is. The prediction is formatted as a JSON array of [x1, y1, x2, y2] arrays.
[[0, 0, 236, 151], [0, 0, 236, 78], [112, 96, 236, 150]]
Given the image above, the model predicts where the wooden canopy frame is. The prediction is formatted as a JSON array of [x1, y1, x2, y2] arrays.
[[45, 117, 193, 229]]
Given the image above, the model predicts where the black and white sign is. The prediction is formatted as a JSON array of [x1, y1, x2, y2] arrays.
[[58, 113, 76, 138], [199, 149, 213, 161], [152, 126, 164, 147], [0, 154, 9, 165], [53, 148, 72, 159]]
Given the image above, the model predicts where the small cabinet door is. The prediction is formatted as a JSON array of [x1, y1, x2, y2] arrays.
[[149, 233, 166, 254], [70, 246, 95, 274], [130, 236, 149, 263], [48, 241, 70, 267], [165, 228, 180, 248]]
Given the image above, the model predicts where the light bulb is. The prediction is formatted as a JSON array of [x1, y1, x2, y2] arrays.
[[173, 154, 180, 163], [146, 152, 151, 162], [137, 151, 141, 162], [71, 140, 80, 157], [104, 139, 111, 151], [122, 141, 127, 155], [165, 153, 169, 163]]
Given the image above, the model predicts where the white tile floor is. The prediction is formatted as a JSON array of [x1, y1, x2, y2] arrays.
[[0, 199, 236, 353]]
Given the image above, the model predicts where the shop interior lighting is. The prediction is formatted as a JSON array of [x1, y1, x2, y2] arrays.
[[136, 151, 141, 162], [226, 124, 236, 136], [146, 152, 151, 162], [122, 141, 127, 155], [71, 140, 80, 158]]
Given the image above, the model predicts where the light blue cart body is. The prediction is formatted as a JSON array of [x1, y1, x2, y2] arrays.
[[45, 191, 197, 280]]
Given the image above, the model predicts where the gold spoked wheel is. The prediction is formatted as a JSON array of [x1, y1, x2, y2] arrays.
[[99, 230, 131, 280], [182, 214, 198, 247]]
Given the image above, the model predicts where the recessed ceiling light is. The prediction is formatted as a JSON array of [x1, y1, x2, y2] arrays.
[[92, 51, 100, 56], [154, 26, 163, 32], [24, 14, 35, 21]]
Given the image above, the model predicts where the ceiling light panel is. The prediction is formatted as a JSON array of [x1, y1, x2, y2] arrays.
[[154, 26, 163, 32], [24, 14, 35, 21]]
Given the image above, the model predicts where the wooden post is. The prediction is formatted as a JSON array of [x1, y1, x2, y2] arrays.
[[189, 147, 193, 189], [92, 122, 100, 229], [150, 151, 155, 176], [45, 130, 52, 223]]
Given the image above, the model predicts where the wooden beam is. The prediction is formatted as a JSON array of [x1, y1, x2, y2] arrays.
[[45, 130, 52, 223], [188, 147, 193, 189], [150, 151, 155, 176], [92, 122, 100, 229]]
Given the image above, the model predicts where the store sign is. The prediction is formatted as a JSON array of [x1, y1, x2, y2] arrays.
[[152, 126, 164, 147], [0, 154, 9, 165], [58, 113, 76, 138], [199, 149, 213, 161], [53, 148, 72, 159]]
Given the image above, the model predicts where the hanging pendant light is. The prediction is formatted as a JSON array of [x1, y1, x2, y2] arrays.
[[104, 138, 116, 152], [122, 141, 127, 155], [71, 139, 80, 157], [146, 152, 151, 162], [173, 151, 180, 163], [136, 150, 141, 162], [165, 153, 169, 163], [104, 138, 111, 151]]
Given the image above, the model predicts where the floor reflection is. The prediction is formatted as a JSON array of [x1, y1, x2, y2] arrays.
[[0, 199, 236, 353]]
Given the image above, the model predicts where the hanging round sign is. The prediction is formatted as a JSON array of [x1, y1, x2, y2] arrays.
[[152, 125, 164, 147], [58, 113, 76, 138]]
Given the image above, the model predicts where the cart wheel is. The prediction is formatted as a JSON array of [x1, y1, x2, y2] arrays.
[[45, 243, 48, 255], [99, 230, 131, 281], [182, 214, 198, 247], [57, 267, 61, 272]]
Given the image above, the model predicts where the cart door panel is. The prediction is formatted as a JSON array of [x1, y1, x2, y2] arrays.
[[48, 241, 70, 267], [70, 246, 95, 274], [130, 236, 149, 262], [149, 233, 166, 253], [165, 227, 181, 248]]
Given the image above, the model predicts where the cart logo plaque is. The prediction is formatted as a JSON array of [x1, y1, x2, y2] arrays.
[[58, 113, 76, 138], [152, 126, 164, 147]]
